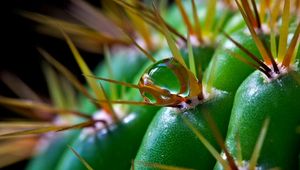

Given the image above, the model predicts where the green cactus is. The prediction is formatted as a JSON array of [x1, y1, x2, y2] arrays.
[[1, 0, 300, 170]]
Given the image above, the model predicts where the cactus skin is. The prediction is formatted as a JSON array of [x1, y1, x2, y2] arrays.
[[218, 70, 300, 170], [203, 31, 264, 93], [222, 14, 245, 35], [26, 131, 78, 170], [56, 104, 157, 170], [134, 90, 233, 170], [181, 46, 215, 73]]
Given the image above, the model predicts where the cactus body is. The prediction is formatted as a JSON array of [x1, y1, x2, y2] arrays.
[[57, 104, 157, 170], [134, 90, 233, 170], [220, 70, 300, 170]]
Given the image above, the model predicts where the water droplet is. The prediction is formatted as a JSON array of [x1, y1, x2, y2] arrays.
[[147, 58, 183, 94], [138, 58, 202, 106]]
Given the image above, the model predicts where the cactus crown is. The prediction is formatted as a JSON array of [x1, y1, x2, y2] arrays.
[[226, 0, 300, 79]]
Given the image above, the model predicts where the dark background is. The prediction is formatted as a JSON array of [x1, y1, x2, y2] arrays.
[[1, 0, 103, 169], [1, 0, 102, 117]]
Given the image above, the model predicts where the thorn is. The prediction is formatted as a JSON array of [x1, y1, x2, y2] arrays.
[[250, 0, 261, 29], [223, 32, 272, 73]]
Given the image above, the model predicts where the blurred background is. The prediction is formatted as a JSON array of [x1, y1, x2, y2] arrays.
[[1, 0, 102, 118], [1, 0, 103, 169]]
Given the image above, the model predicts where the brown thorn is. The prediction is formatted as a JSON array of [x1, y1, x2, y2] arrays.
[[261, 38, 279, 73], [156, 19, 185, 42], [56, 121, 94, 132], [37, 48, 95, 104], [282, 23, 300, 67], [0, 72, 42, 102], [257, 67, 272, 78], [175, 0, 194, 34], [83, 74, 140, 89], [165, 23, 187, 42], [56, 109, 91, 119], [125, 35, 156, 63], [91, 98, 154, 106], [202, 109, 238, 170], [97, 81, 118, 121], [235, 0, 272, 64], [113, 0, 186, 42], [58, 119, 110, 132], [240, 0, 258, 28], [224, 49, 272, 78], [131, 160, 135, 170], [0, 95, 91, 119], [250, 0, 262, 29], [296, 0, 300, 16], [223, 32, 272, 73]]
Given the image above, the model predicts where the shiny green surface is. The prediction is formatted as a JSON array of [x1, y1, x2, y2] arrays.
[[204, 31, 263, 93], [223, 13, 245, 34], [56, 104, 157, 170], [134, 90, 233, 170], [221, 70, 300, 170], [181, 45, 215, 74], [143, 58, 182, 95]]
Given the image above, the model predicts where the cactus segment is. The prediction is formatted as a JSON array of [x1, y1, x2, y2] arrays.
[[134, 89, 233, 170], [219, 70, 300, 170], [56, 104, 157, 170]]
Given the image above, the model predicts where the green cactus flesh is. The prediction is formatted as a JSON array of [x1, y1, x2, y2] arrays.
[[220, 70, 300, 170], [134, 89, 233, 170]]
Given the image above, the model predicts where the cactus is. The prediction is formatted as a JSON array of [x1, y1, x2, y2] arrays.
[[1, 0, 300, 170]]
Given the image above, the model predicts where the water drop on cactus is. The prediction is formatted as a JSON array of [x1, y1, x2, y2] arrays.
[[138, 58, 202, 107], [141, 58, 185, 96]]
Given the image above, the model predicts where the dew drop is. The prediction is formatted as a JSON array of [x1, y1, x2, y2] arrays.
[[138, 58, 202, 106]]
